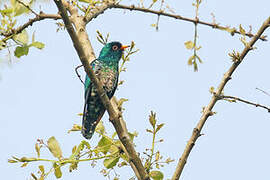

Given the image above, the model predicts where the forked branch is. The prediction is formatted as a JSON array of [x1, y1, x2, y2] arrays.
[[172, 16, 270, 180], [53, 0, 149, 179]]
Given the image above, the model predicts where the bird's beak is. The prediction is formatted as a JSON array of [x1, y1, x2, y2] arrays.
[[120, 45, 129, 50]]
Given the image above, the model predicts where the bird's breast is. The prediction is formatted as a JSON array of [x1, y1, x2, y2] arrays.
[[96, 68, 118, 94]]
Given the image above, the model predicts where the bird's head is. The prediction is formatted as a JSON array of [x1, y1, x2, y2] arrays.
[[98, 41, 129, 62]]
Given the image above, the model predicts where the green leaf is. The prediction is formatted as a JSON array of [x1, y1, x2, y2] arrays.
[[187, 55, 195, 65], [32, 32, 35, 42], [96, 120, 105, 134], [53, 163, 62, 179], [68, 124, 82, 133], [31, 173, 38, 180], [0, 8, 13, 15], [184, 41, 194, 50], [13, 30, 28, 45], [239, 24, 245, 35], [13, 1, 29, 16], [30, 41, 45, 49], [39, 165, 45, 174], [21, 162, 28, 167], [156, 123, 164, 133], [78, 0, 91, 3], [149, 111, 156, 128], [47, 136, 62, 159], [14, 46, 29, 58], [209, 86, 215, 94], [35, 143, 40, 158], [97, 136, 112, 154], [128, 131, 138, 142], [70, 140, 90, 159], [149, 170, 164, 180], [103, 157, 120, 169], [118, 98, 128, 107]]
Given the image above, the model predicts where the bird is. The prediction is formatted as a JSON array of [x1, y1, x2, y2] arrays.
[[82, 41, 129, 140]]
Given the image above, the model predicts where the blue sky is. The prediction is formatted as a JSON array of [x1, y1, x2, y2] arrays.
[[1, 0, 270, 179]]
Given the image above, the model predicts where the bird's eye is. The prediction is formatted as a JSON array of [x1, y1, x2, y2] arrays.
[[112, 45, 118, 51]]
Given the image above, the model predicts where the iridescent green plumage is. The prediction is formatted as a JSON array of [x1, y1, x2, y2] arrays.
[[82, 42, 126, 139]]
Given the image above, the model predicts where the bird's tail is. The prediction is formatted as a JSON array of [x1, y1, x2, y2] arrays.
[[82, 102, 105, 140]]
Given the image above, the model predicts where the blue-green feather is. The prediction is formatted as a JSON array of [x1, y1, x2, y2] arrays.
[[82, 42, 123, 140]]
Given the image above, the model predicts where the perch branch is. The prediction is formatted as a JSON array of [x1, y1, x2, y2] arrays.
[[172, 16, 270, 180], [53, 1, 149, 179]]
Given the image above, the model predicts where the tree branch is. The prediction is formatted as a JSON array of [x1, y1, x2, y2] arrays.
[[83, 2, 266, 41], [0, 13, 61, 38], [110, 4, 266, 41], [220, 95, 270, 112], [53, 1, 149, 179], [172, 16, 270, 180]]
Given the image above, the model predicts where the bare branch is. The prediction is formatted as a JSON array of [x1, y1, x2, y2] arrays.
[[53, 1, 149, 179], [111, 4, 267, 41], [83, 2, 266, 41], [256, 87, 270, 97], [220, 95, 270, 112], [172, 16, 270, 180]]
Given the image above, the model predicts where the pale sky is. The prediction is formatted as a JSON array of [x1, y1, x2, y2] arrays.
[[1, 0, 270, 179]]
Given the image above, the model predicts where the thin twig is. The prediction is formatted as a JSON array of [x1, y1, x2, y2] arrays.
[[256, 87, 270, 97], [172, 16, 270, 180], [83, 3, 267, 41], [16, 0, 39, 16], [53, 1, 149, 179], [110, 4, 267, 41], [75, 64, 84, 85], [2, 2, 266, 43], [220, 95, 270, 112]]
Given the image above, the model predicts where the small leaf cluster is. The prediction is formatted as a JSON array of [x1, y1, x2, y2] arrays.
[[96, 30, 110, 45], [184, 0, 203, 71], [144, 111, 174, 180], [0, 0, 45, 59], [185, 40, 202, 71], [8, 118, 138, 180], [13, 30, 45, 58], [119, 41, 139, 74]]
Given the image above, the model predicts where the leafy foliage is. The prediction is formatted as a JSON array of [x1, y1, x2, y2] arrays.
[[8, 109, 174, 180]]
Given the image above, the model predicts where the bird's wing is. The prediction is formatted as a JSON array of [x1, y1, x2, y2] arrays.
[[82, 60, 104, 139]]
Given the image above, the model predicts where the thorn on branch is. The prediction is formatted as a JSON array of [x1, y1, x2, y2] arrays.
[[225, 76, 232, 82], [198, 133, 205, 137]]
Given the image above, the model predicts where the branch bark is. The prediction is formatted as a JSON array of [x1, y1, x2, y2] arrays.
[[82, 2, 266, 41], [172, 16, 270, 180], [2, 2, 266, 42], [1, 13, 61, 38], [53, 1, 149, 179]]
